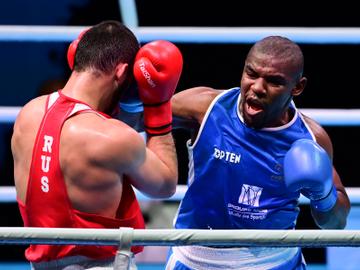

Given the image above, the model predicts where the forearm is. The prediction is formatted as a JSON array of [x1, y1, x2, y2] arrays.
[[130, 134, 178, 198], [128, 134, 178, 198], [311, 189, 350, 229], [147, 133, 178, 179]]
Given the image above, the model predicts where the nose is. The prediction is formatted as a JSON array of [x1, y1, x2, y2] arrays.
[[251, 78, 266, 97]]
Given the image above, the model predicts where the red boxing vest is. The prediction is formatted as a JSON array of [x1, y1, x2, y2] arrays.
[[18, 91, 145, 262]]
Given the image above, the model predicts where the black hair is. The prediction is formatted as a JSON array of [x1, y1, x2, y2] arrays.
[[74, 20, 140, 74], [249, 36, 304, 80]]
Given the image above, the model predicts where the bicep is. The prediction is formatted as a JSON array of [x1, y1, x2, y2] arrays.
[[172, 86, 221, 123], [85, 120, 146, 176]]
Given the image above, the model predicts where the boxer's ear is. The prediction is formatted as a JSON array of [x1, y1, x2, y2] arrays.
[[291, 76, 307, 97]]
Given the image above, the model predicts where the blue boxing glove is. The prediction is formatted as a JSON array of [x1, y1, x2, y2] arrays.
[[284, 139, 337, 212], [116, 81, 145, 134], [119, 81, 144, 113]]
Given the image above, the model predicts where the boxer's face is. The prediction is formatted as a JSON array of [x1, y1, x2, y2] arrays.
[[239, 52, 299, 129]]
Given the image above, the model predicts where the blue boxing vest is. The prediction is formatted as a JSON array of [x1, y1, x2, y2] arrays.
[[175, 87, 316, 230]]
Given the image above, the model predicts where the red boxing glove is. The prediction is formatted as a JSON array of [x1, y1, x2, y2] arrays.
[[133, 40, 183, 135], [67, 29, 88, 70]]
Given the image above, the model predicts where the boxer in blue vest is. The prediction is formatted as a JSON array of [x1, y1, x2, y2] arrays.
[[164, 36, 350, 270]]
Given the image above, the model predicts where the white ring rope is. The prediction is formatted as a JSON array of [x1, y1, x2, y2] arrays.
[[0, 185, 187, 203], [1, 186, 360, 204], [2, 26, 360, 43], [0, 106, 21, 123], [0, 227, 360, 247], [2, 106, 360, 126]]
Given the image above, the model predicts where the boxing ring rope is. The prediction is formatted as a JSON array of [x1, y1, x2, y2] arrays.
[[2, 106, 360, 126], [0, 185, 186, 203], [3, 26, 360, 44], [1, 185, 360, 205], [1, 227, 360, 247]]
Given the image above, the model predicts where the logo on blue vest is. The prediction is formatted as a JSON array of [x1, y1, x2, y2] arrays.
[[238, 184, 263, 207], [213, 147, 241, 164]]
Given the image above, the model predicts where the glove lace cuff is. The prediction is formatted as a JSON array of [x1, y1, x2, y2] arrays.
[[310, 185, 337, 212]]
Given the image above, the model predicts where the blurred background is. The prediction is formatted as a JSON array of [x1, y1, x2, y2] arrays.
[[0, 0, 360, 269]]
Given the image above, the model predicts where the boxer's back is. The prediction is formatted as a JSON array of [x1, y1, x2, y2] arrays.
[[12, 96, 47, 204], [11, 94, 129, 218]]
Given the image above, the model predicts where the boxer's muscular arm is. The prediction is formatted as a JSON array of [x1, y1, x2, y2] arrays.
[[171, 87, 223, 129], [303, 115, 350, 229], [62, 114, 177, 201], [127, 40, 185, 196], [106, 120, 178, 198], [126, 133, 178, 198], [116, 86, 222, 133]]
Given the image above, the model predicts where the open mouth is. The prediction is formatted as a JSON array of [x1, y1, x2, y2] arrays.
[[246, 99, 264, 115]]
